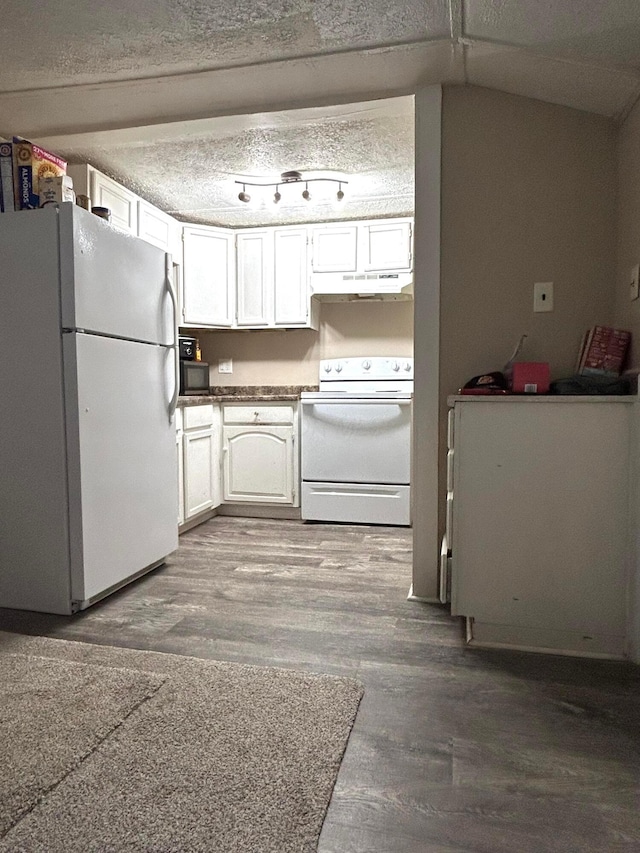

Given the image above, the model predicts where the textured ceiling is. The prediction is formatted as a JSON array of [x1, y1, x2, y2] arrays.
[[0, 0, 447, 91], [1, 0, 639, 227], [62, 100, 415, 227]]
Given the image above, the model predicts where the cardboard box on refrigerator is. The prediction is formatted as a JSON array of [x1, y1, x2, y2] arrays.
[[13, 137, 67, 210]]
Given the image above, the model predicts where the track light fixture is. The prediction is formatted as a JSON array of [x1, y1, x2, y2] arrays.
[[235, 171, 348, 206]]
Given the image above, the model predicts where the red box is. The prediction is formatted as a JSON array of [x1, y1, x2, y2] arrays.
[[508, 362, 550, 394]]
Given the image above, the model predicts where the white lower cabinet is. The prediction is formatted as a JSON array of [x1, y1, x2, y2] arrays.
[[448, 397, 633, 659], [178, 403, 221, 525], [176, 408, 185, 526], [222, 403, 299, 506]]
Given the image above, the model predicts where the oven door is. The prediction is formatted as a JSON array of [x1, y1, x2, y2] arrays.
[[300, 394, 412, 525], [300, 396, 412, 485]]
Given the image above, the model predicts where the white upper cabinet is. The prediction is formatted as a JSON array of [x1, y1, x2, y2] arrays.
[[182, 225, 235, 327], [67, 164, 181, 255], [310, 218, 413, 276], [90, 171, 138, 235], [311, 225, 358, 272], [310, 224, 358, 272], [236, 230, 273, 327], [362, 220, 412, 271], [273, 227, 310, 327], [138, 200, 176, 252]]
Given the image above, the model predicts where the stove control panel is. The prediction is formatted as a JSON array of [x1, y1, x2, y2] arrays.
[[319, 357, 414, 382]]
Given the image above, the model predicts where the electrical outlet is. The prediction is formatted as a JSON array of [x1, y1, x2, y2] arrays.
[[630, 265, 639, 301], [218, 358, 233, 374], [533, 282, 554, 313]]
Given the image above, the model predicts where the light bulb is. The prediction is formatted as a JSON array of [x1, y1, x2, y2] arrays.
[[302, 183, 311, 201], [336, 183, 345, 202], [238, 185, 251, 203], [274, 187, 281, 204]]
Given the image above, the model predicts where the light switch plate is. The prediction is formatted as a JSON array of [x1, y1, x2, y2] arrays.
[[218, 358, 233, 374], [533, 282, 554, 312], [630, 265, 639, 301]]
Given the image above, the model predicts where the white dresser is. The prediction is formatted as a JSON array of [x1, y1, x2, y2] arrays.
[[444, 395, 636, 659]]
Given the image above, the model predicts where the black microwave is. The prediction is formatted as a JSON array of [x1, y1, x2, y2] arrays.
[[179, 359, 209, 395]]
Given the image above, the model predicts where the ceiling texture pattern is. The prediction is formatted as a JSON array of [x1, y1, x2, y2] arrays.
[[0, 0, 639, 226]]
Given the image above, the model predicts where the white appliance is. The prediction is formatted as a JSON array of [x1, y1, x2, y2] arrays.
[[0, 204, 179, 615], [310, 272, 413, 301], [301, 357, 413, 525]]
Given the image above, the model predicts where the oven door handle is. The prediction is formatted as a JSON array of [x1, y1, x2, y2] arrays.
[[301, 398, 412, 406]]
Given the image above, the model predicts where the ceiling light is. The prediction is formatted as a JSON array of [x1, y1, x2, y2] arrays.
[[234, 172, 347, 206]]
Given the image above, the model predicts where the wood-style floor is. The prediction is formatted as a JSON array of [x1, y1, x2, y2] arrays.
[[2, 516, 640, 852]]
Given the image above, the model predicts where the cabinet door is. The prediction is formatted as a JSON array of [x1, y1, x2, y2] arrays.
[[138, 200, 175, 251], [177, 429, 185, 526], [223, 426, 294, 504], [183, 428, 215, 518], [182, 226, 235, 327], [274, 227, 309, 326], [90, 171, 138, 235], [311, 224, 358, 272], [362, 220, 412, 271], [236, 230, 273, 327]]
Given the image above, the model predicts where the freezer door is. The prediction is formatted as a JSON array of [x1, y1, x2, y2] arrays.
[[301, 399, 412, 484], [64, 333, 178, 605], [58, 203, 173, 345]]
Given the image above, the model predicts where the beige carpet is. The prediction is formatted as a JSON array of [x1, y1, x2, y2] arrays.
[[0, 632, 363, 853]]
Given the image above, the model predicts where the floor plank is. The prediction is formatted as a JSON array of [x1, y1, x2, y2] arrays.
[[2, 515, 640, 852]]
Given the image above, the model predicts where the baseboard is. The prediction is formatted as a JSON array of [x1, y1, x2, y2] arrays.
[[406, 584, 441, 604], [178, 508, 217, 534], [216, 504, 301, 520], [466, 617, 627, 660]]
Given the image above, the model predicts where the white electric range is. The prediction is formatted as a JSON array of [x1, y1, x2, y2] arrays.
[[300, 357, 413, 526]]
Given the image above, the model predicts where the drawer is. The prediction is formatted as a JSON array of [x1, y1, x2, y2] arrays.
[[447, 408, 455, 450], [223, 404, 295, 425], [445, 494, 454, 542], [446, 449, 454, 493], [440, 535, 451, 604], [183, 403, 215, 430]]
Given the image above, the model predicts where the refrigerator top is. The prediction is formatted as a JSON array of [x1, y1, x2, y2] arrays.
[[55, 204, 174, 346]]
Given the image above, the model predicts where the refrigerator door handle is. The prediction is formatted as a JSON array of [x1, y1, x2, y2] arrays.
[[166, 254, 179, 422]]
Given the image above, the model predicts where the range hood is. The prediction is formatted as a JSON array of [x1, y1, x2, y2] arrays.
[[310, 271, 413, 302]]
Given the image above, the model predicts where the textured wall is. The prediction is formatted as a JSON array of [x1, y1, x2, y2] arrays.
[[440, 86, 617, 396], [614, 98, 640, 363]]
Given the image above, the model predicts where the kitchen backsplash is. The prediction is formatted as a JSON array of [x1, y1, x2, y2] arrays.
[[199, 301, 413, 385]]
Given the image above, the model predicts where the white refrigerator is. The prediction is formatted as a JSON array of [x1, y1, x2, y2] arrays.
[[0, 204, 179, 615]]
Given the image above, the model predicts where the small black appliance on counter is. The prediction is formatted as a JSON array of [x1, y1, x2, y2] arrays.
[[179, 335, 197, 360]]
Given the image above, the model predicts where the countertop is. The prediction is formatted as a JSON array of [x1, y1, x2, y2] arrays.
[[178, 386, 318, 405], [448, 394, 637, 405]]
